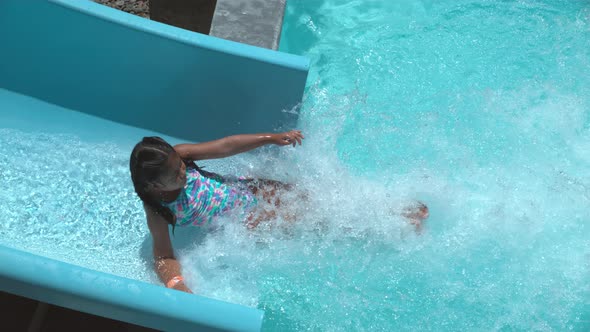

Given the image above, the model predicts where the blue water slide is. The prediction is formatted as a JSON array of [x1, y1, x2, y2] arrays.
[[0, 0, 309, 330], [0, 0, 309, 142]]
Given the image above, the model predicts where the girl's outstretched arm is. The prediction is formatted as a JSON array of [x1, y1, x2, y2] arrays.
[[174, 130, 304, 161]]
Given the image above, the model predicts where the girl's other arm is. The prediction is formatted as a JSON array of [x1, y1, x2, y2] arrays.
[[145, 205, 192, 293]]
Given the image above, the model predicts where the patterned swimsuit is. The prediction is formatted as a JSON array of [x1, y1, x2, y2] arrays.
[[162, 167, 257, 226]]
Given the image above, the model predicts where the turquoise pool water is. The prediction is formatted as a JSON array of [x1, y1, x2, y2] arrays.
[[1, 0, 589, 331], [271, 0, 589, 329]]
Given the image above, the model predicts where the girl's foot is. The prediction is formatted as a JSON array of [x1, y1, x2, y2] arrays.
[[401, 201, 429, 233], [401, 201, 429, 220]]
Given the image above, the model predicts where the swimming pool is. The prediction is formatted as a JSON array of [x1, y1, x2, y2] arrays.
[[268, 0, 589, 330], [2, 0, 589, 331]]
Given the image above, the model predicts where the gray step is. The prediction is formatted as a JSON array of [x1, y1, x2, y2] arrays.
[[149, 0, 285, 50], [210, 0, 286, 50]]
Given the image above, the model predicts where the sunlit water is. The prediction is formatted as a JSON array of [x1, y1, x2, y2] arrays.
[[1, 0, 589, 331]]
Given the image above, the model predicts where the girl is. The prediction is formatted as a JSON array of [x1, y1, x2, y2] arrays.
[[129, 130, 428, 294]]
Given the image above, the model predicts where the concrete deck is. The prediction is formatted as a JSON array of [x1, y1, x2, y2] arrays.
[[210, 0, 286, 50]]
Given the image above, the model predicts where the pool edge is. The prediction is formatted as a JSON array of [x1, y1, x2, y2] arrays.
[[0, 245, 264, 332]]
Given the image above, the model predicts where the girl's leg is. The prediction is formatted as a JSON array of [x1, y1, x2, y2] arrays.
[[245, 209, 277, 229], [245, 179, 304, 228]]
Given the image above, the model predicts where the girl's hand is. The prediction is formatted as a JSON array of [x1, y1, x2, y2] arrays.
[[173, 282, 193, 294], [271, 130, 304, 147]]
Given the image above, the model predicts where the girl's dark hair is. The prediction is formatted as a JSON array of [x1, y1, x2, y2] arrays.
[[130, 137, 178, 232], [129, 137, 221, 234]]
